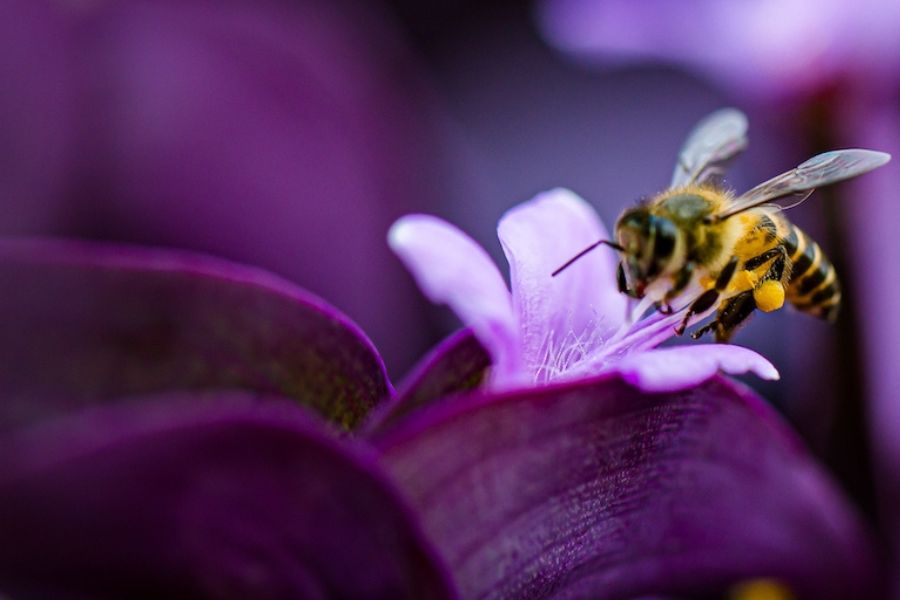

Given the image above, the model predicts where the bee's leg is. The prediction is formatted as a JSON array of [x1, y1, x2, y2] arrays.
[[744, 247, 783, 270], [748, 245, 790, 312], [657, 262, 696, 314], [674, 290, 718, 335], [674, 257, 738, 335], [716, 291, 758, 342], [617, 263, 639, 298], [690, 320, 718, 340], [758, 245, 789, 282], [691, 290, 757, 342], [695, 247, 789, 340]]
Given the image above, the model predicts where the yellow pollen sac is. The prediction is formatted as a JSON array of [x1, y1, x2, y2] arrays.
[[729, 578, 795, 600], [728, 270, 757, 294], [754, 280, 785, 312]]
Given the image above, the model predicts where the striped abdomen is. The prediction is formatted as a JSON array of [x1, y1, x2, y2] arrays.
[[782, 224, 841, 321]]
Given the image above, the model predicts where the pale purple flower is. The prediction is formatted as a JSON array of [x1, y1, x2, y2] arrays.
[[389, 188, 778, 393]]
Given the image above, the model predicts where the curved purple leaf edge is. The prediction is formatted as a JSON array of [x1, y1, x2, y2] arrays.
[[375, 373, 877, 599], [0, 238, 391, 431], [0, 393, 455, 599], [365, 329, 490, 436]]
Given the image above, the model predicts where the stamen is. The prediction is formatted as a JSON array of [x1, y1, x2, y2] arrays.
[[533, 308, 610, 382]]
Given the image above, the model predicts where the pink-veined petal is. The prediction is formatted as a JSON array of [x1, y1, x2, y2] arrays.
[[498, 189, 626, 381], [389, 215, 523, 384], [615, 344, 779, 393]]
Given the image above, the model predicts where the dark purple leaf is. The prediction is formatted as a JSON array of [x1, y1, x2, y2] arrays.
[[376, 375, 876, 599], [366, 329, 489, 436], [0, 239, 390, 430], [0, 393, 454, 599]]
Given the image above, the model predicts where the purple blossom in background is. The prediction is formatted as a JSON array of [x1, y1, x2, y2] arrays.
[[389, 188, 777, 392], [0, 239, 878, 598], [537, 0, 900, 102]]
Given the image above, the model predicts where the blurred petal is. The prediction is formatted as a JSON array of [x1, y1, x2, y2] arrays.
[[538, 0, 900, 100], [377, 377, 873, 599], [538, 0, 837, 97], [389, 215, 522, 384], [615, 344, 780, 392], [0, 239, 389, 431], [498, 189, 626, 379], [0, 394, 455, 599], [366, 329, 490, 436]]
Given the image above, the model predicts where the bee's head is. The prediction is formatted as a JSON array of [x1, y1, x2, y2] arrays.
[[615, 208, 679, 298]]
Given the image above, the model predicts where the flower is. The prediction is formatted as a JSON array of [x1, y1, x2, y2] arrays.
[[0, 238, 874, 598], [388, 188, 778, 392]]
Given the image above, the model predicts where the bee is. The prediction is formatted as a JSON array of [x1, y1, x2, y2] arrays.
[[553, 108, 891, 342]]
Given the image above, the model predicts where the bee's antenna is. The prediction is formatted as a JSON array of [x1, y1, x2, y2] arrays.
[[551, 240, 625, 277]]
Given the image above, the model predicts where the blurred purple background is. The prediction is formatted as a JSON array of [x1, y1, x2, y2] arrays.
[[3, 0, 899, 530]]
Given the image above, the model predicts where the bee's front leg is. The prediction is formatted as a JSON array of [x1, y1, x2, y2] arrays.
[[657, 262, 696, 315], [616, 263, 635, 297], [674, 289, 719, 336]]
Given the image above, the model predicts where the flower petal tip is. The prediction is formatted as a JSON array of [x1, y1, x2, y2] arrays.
[[532, 186, 586, 206], [502, 187, 592, 223], [387, 211, 521, 380], [616, 344, 779, 393], [387, 214, 428, 250]]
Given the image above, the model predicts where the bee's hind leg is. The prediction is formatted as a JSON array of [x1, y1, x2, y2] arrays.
[[674, 257, 738, 335], [692, 246, 785, 341]]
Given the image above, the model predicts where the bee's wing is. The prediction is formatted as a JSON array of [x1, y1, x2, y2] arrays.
[[670, 108, 748, 188], [713, 149, 891, 221]]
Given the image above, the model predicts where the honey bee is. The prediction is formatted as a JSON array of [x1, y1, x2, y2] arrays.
[[553, 108, 891, 341]]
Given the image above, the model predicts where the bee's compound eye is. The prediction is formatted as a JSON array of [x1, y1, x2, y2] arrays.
[[651, 217, 678, 259], [617, 263, 628, 294]]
